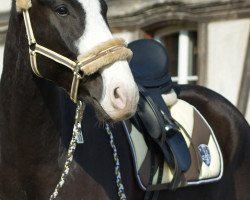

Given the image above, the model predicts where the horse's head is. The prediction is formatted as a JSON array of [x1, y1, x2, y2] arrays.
[[16, 0, 139, 122]]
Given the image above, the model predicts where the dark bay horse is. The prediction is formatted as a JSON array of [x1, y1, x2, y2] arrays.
[[0, 0, 250, 200]]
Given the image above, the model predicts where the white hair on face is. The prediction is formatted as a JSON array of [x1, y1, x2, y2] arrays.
[[75, 0, 139, 120], [75, 0, 113, 54]]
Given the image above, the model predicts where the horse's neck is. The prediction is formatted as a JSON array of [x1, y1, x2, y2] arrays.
[[0, 11, 62, 172]]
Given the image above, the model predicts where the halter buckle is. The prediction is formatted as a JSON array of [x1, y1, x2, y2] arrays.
[[28, 43, 43, 77]]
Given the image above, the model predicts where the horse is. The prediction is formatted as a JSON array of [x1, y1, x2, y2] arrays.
[[0, 0, 249, 200], [0, 0, 140, 199]]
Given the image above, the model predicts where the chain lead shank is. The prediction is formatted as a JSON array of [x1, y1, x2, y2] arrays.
[[49, 101, 85, 200]]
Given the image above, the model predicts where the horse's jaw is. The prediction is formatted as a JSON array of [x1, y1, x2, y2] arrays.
[[99, 60, 139, 122]]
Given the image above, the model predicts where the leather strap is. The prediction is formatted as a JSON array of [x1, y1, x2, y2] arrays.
[[134, 85, 191, 189]]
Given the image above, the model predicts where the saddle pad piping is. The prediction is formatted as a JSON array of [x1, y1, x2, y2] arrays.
[[185, 105, 224, 186], [122, 121, 148, 191]]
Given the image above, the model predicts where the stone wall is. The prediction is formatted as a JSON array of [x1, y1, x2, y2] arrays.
[[107, 0, 238, 18], [107, 0, 250, 29]]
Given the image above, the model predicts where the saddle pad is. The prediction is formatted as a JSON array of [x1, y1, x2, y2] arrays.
[[123, 99, 223, 191]]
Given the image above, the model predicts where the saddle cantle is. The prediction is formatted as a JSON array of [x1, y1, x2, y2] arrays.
[[125, 39, 223, 191]]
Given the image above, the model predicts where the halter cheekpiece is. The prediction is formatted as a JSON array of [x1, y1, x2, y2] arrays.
[[17, 0, 132, 103]]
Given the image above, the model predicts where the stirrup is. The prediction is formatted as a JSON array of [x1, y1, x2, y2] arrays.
[[132, 85, 191, 189]]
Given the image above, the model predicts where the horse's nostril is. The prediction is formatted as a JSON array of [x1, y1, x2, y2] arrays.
[[114, 87, 120, 99], [111, 86, 127, 110]]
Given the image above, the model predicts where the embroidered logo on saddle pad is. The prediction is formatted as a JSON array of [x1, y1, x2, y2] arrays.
[[198, 144, 211, 167]]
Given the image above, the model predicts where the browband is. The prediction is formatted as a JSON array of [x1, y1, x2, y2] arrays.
[[20, 7, 132, 103]]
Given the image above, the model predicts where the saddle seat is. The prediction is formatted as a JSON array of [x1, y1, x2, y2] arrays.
[[124, 39, 223, 191]]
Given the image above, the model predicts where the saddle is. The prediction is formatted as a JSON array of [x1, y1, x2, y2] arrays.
[[128, 39, 191, 189], [124, 39, 223, 191]]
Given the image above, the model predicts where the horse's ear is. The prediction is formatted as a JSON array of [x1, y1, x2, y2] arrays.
[[16, 0, 32, 12]]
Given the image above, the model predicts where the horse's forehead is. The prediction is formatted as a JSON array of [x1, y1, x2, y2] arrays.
[[75, 0, 111, 54], [76, 0, 102, 13]]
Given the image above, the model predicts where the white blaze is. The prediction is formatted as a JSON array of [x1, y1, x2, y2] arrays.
[[75, 0, 138, 120], [76, 0, 112, 52]]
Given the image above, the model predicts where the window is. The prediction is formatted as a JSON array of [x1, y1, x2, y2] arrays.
[[154, 30, 198, 84]]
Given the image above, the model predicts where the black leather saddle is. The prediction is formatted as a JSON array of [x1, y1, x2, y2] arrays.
[[128, 39, 191, 189]]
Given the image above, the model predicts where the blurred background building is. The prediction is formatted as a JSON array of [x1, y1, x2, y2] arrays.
[[0, 1, 10, 76], [0, 0, 249, 123]]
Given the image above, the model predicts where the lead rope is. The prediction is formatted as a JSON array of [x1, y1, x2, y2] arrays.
[[49, 102, 126, 200], [50, 101, 85, 200], [105, 124, 127, 200]]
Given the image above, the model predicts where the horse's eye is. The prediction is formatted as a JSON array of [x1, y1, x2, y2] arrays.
[[55, 5, 69, 17]]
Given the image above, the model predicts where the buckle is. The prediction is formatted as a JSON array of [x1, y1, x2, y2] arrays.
[[165, 124, 180, 133]]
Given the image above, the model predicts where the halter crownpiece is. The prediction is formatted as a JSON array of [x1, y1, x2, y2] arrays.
[[18, 1, 133, 103]]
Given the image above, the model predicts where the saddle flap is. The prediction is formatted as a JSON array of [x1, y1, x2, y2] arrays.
[[166, 133, 192, 173], [135, 85, 167, 140]]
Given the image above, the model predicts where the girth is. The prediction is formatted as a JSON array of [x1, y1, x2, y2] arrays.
[[21, 8, 132, 103]]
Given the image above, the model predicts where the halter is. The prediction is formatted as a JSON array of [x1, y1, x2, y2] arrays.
[[18, 1, 132, 103]]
